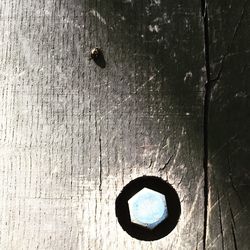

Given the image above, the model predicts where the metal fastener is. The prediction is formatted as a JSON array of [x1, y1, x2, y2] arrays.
[[128, 187, 168, 230]]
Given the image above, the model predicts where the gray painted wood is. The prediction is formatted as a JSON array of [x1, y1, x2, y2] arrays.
[[0, 0, 248, 249]]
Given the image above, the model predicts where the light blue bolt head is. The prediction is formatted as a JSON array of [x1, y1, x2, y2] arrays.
[[128, 188, 168, 230]]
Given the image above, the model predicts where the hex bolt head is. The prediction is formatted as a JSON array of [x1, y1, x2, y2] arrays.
[[128, 188, 168, 230]]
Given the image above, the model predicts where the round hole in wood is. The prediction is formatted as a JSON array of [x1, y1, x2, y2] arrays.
[[115, 175, 181, 241]]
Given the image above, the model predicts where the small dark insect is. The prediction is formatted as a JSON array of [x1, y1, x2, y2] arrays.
[[90, 47, 102, 60], [89, 47, 106, 68]]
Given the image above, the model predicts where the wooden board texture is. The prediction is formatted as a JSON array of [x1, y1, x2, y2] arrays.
[[0, 0, 249, 249]]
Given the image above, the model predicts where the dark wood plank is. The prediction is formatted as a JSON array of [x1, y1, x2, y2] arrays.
[[0, 0, 248, 249], [207, 1, 250, 249]]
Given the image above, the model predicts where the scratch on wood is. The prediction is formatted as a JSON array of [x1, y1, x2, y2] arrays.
[[99, 68, 163, 123], [146, 158, 153, 169], [158, 154, 173, 171], [211, 0, 249, 85], [195, 232, 199, 250], [210, 134, 237, 160], [89, 9, 107, 25], [182, 178, 203, 228], [217, 189, 225, 250], [153, 141, 162, 169], [227, 155, 243, 207]]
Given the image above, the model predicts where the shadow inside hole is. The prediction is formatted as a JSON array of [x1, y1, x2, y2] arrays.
[[115, 175, 181, 241]]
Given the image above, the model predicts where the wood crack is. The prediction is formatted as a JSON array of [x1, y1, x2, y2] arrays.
[[217, 189, 225, 250], [199, 2, 248, 247], [228, 195, 238, 249], [231, 223, 238, 250], [200, 0, 211, 249], [99, 133, 103, 192]]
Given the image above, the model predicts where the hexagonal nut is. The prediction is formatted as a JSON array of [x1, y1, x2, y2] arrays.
[[128, 188, 168, 230]]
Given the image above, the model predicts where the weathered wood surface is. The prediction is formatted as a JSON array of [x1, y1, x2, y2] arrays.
[[0, 0, 249, 249], [207, 1, 250, 249]]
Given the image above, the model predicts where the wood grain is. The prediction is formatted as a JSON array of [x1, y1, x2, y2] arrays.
[[206, 1, 250, 249], [0, 0, 249, 249]]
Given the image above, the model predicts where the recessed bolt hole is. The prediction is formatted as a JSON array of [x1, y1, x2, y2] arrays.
[[115, 176, 181, 241]]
